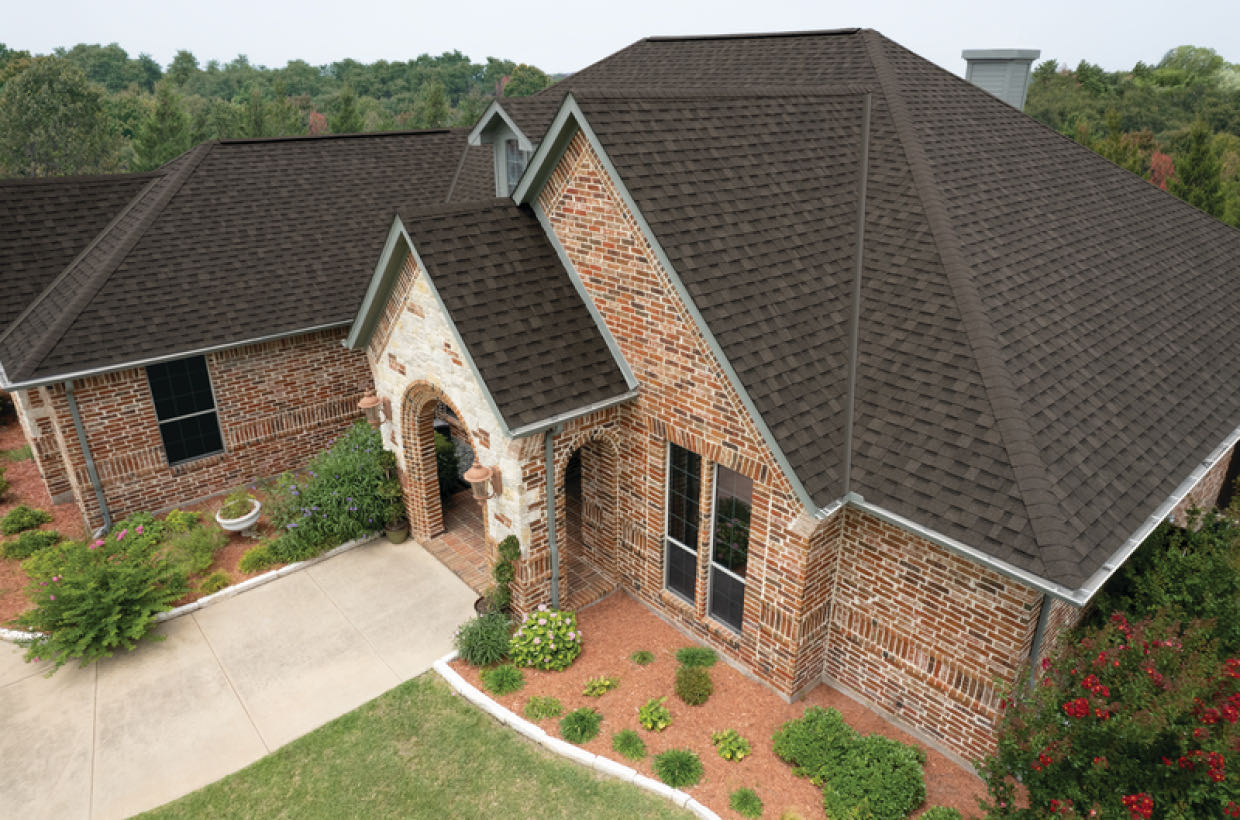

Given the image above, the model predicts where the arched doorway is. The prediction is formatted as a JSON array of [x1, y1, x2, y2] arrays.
[[559, 433, 620, 610], [401, 384, 490, 594]]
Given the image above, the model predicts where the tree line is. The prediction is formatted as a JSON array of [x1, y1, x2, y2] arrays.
[[0, 42, 553, 176], [1025, 44, 1240, 228]]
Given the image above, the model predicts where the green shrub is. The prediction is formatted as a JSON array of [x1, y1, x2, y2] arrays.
[[496, 535, 521, 562], [0, 464, 8, 499], [638, 696, 672, 731], [730, 787, 764, 818], [559, 707, 602, 744], [238, 543, 278, 573], [674, 664, 712, 705], [265, 421, 393, 561], [1, 444, 31, 461], [480, 663, 525, 695], [582, 675, 619, 697], [509, 606, 582, 671], [14, 513, 187, 672], [434, 431, 459, 497], [2, 529, 62, 559], [163, 509, 202, 533], [711, 728, 751, 762], [918, 808, 961, 820], [821, 734, 924, 820], [485, 534, 519, 614], [199, 571, 231, 595], [1, 504, 52, 535], [454, 612, 511, 666], [772, 706, 857, 784], [522, 696, 564, 721], [629, 649, 655, 665], [675, 646, 717, 668], [164, 525, 228, 576], [218, 488, 256, 520], [652, 748, 703, 788], [611, 728, 646, 760]]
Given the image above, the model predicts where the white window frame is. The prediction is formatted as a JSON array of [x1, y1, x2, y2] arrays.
[[663, 442, 700, 605], [706, 463, 748, 634], [146, 355, 226, 466]]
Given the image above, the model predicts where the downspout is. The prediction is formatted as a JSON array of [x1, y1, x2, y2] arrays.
[[64, 379, 111, 534], [1026, 593, 1052, 688], [545, 422, 564, 608]]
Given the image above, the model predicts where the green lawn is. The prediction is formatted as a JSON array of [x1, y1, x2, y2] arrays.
[[140, 673, 691, 819]]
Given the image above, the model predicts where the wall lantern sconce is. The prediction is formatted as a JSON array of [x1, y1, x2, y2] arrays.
[[358, 389, 390, 430], [464, 462, 501, 501]]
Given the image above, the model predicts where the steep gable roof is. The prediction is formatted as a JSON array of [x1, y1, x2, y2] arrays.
[[0, 129, 493, 386], [511, 29, 1240, 595]]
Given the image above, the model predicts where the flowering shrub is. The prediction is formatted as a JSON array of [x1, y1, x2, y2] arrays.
[[979, 613, 1240, 818], [508, 605, 582, 671], [15, 512, 187, 672], [265, 422, 395, 562]]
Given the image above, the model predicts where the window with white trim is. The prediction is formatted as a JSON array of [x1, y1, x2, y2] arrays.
[[504, 138, 531, 195], [709, 465, 752, 631], [146, 356, 224, 465], [664, 443, 701, 601]]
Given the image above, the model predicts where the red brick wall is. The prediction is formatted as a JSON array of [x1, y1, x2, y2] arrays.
[[825, 507, 1042, 761], [1171, 443, 1234, 523], [40, 329, 372, 527]]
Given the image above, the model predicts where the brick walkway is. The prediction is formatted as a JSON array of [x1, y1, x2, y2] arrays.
[[422, 490, 616, 610]]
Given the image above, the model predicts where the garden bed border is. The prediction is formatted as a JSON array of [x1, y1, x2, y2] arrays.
[[432, 649, 720, 820], [0, 531, 380, 644]]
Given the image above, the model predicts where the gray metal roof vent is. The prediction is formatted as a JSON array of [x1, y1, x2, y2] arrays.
[[961, 49, 1041, 110]]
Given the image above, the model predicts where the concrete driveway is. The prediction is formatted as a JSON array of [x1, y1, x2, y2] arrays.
[[0, 537, 476, 820]]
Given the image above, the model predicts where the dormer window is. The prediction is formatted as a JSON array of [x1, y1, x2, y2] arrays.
[[505, 139, 531, 195]]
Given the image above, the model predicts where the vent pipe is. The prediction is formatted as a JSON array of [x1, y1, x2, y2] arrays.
[[961, 49, 1041, 110]]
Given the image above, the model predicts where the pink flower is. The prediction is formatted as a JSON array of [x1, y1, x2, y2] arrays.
[[115, 529, 128, 541], [136, 525, 144, 535], [537, 604, 548, 612], [49, 595, 55, 600], [538, 618, 547, 625], [534, 637, 541, 645]]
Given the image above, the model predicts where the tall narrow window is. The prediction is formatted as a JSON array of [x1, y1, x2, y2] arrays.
[[665, 443, 701, 602], [146, 356, 224, 465], [709, 466, 753, 631], [505, 139, 530, 195]]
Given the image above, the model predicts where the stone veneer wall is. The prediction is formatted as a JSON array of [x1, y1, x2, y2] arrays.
[[19, 329, 372, 528]]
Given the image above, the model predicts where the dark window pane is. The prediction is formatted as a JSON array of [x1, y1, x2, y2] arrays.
[[159, 414, 223, 464], [666, 444, 701, 548], [667, 543, 697, 600], [711, 466, 753, 578], [147, 357, 215, 420], [710, 567, 745, 631]]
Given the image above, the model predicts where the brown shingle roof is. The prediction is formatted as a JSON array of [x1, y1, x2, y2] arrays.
[[0, 129, 493, 384], [399, 200, 630, 429]]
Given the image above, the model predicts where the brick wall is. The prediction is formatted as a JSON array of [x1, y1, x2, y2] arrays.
[[38, 329, 372, 527], [1171, 443, 1234, 524]]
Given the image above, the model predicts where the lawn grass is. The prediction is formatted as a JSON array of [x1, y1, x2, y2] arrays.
[[139, 673, 691, 819]]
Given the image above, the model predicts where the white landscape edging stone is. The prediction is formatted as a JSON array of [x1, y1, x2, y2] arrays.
[[432, 649, 720, 819], [0, 533, 381, 644]]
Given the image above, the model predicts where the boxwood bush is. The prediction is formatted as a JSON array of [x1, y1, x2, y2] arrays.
[[2, 529, 62, 559], [1, 504, 52, 535], [265, 421, 393, 562]]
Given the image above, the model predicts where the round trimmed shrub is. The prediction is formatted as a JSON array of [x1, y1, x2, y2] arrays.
[[1, 504, 52, 535], [674, 664, 713, 705], [611, 728, 646, 760], [509, 606, 582, 671], [729, 787, 763, 818], [559, 707, 602, 744], [653, 748, 703, 788], [454, 612, 511, 666], [496, 534, 521, 562], [480, 663, 525, 695], [821, 734, 924, 820], [675, 645, 717, 668]]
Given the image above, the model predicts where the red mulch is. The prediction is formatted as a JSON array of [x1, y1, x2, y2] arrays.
[[0, 414, 287, 624], [451, 592, 985, 819]]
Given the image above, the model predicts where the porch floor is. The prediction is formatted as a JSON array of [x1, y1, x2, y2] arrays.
[[420, 490, 616, 611]]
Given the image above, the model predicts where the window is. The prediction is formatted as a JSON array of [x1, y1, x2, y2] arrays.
[[146, 356, 224, 465], [664, 443, 701, 601], [505, 138, 530, 195], [709, 465, 753, 631]]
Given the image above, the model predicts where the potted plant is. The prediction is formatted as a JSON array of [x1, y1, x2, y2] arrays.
[[475, 535, 520, 614], [380, 478, 408, 543], [385, 508, 409, 543], [215, 487, 261, 534]]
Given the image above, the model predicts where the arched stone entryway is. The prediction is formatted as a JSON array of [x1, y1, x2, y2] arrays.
[[399, 382, 491, 594], [557, 429, 621, 610]]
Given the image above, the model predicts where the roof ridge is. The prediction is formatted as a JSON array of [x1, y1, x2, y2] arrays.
[[6, 142, 216, 380], [216, 128, 456, 145], [569, 84, 873, 100], [862, 30, 1071, 576], [645, 28, 861, 41], [0, 170, 161, 188]]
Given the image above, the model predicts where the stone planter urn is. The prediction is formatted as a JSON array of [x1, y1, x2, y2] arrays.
[[216, 498, 262, 534]]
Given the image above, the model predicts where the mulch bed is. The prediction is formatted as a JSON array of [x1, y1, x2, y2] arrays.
[[451, 591, 985, 819]]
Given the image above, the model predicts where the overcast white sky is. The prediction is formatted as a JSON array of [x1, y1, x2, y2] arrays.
[[7, 0, 1240, 77]]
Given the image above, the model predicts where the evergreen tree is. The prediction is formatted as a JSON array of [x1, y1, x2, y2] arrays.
[[0, 56, 120, 175], [1170, 119, 1224, 217], [329, 86, 363, 134], [133, 80, 190, 170], [413, 79, 449, 128]]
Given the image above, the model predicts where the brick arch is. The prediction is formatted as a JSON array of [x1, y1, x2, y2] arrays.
[[399, 381, 479, 540], [556, 425, 622, 591]]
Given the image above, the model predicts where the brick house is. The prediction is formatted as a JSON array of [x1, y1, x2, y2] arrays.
[[5, 28, 1240, 762]]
